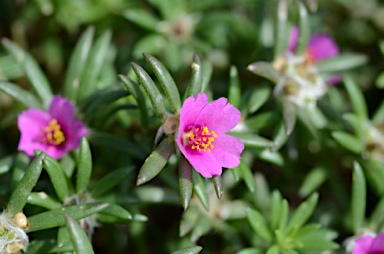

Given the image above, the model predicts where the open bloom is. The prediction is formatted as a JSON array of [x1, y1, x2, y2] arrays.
[[353, 232, 384, 254], [18, 95, 87, 159], [176, 93, 244, 178]]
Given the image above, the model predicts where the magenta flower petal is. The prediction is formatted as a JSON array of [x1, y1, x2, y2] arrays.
[[17, 95, 87, 160], [353, 236, 374, 254], [326, 74, 342, 85], [176, 93, 244, 178], [211, 134, 244, 168], [185, 152, 223, 178], [195, 97, 241, 134], [307, 34, 339, 62], [370, 232, 384, 253], [288, 26, 299, 52], [179, 92, 208, 128], [49, 95, 75, 122], [18, 109, 51, 157]]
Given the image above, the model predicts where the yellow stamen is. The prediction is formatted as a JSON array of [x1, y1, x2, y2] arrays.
[[183, 125, 218, 153], [44, 119, 65, 145]]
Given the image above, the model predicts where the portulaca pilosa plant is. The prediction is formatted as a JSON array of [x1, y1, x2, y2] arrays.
[[0, 0, 384, 253]]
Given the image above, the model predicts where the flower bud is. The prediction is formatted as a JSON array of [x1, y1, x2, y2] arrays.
[[163, 115, 179, 135], [12, 213, 29, 229], [5, 241, 23, 253]]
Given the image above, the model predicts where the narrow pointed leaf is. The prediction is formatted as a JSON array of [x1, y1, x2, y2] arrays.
[[0, 81, 42, 108], [78, 30, 112, 101], [369, 196, 384, 227], [27, 192, 62, 210], [270, 191, 282, 230], [143, 53, 181, 112], [131, 62, 167, 121], [119, 74, 149, 128], [299, 167, 327, 197], [351, 161, 366, 233], [230, 133, 274, 148], [278, 199, 289, 231], [123, 9, 160, 31], [272, 121, 287, 152], [286, 193, 319, 232], [64, 213, 95, 254], [184, 54, 203, 99], [0, 155, 13, 175], [98, 203, 132, 221], [212, 175, 223, 199], [274, 0, 289, 57], [170, 246, 203, 254], [63, 27, 94, 102], [179, 156, 193, 210], [26, 202, 109, 232], [55, 227, 74, 253], [7, 152, 45, 215], [238, 161, 256, 193], [229, 65, 241, 108], [201, 60, 213, 92], [283, 99, 296, 135], [295, 1, 310, 55], [76, 137, 92, 193], [43, 156, 70, 202], [343, 75, 368, 119], [190, 216, 212, 242], [247, 85, 272, 114], [246, 207, 273, 242], [136, 136, 174, 185], [332, 131, 363, 154], [247, 62, 279, 83], [315, 54, 367, 73], [2, 38, 52, 106], [89, 166, 134, 197], [192, 170, 209, 211]]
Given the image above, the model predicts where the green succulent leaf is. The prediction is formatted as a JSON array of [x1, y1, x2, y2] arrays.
[[179, 155, 193, 210], [0, 81, 42, 108], [246, 207, 273, 243], [2, 38, 53, 107], [43, 155, 70, 202], [7, 152, 45, 215], [136, 136, 174, 185], [184, 54, 203, 99], [170, 246, 203, 254], [27, 202, 109, 232], [64, 213, 95, 254], [246, 62, 279, 83], [63, 26, 95, 102], [143, 53, 181, 113], [131, 62, 167, 121], [76, 137, 93, 194], [351, 161, 366, 233], [27, 192, 62, 210]]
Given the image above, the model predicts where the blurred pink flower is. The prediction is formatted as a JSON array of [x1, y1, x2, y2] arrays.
[[353, 232, 384, 254], [18, 95, 87, 159], [176, 93, 244, 178], [288, 26, 340, 84]]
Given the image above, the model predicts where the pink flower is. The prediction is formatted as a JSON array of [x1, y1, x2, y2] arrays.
[[353, 233, 384, 254], [288, 26, 340, 84], [17, 95, 87, 159], [176, 93, 244, 178], [289, 26, 339, 62]]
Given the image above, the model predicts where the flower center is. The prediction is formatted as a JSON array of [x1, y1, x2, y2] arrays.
[[183, 125, 217, 152], [43, 119, 65, 145]]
